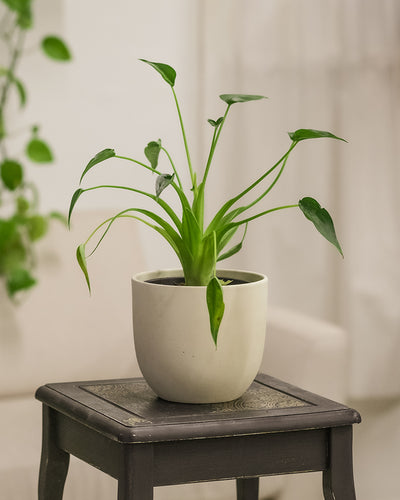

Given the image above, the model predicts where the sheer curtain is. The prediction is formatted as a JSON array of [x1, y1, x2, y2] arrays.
[[197, 0, 400, 399]]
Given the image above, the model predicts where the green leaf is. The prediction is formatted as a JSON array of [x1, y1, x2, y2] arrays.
[[155, 173, 174, 198], [68, 188, 84, 226], [288, 129, 347, 143], [144, 140, 161, 169], [0, 218, 17, 249], [2, 0, 32, 29], [26, 215, 48, 241], [299, 197, 343, 257], [217, 223, 248, 261], [208, 117, 224, 127], [41, 36, 72, 61], [206, 277, 225, 346], [181, 207, 202, 257], [219, 94, 267, 106], [139, 59, 176, 87], [26, 138, 53, 163], [80, 148, 115, 184], [16, 196, 29, 214], [76, 244, 91, 292], [6, 268, 36, 297], [1, 159, 23, 190]]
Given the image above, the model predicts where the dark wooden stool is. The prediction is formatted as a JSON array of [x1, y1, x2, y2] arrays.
[[35, 373, 361, 500]]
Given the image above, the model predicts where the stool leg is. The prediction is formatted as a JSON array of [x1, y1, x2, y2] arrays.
[[118, 444, 154, 500], [323, 426, 357, 500], [236, 477, 259, 500], [38, 405, 70, 500]]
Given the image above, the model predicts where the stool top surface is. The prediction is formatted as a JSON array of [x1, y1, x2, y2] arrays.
[[36, 373, 361, 443]]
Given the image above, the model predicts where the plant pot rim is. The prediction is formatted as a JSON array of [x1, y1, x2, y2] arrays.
[[132, 268, 268, 289]]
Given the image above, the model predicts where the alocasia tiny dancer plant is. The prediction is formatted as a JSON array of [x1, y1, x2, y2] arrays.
[[68, 59, 345, 345]]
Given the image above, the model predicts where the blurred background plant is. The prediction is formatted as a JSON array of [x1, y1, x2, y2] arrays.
[[0, 0, 71, 299]]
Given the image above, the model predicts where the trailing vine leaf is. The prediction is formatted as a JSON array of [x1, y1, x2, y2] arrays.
[[26, 215, 48, 241], [288, 129, 347, 143], [155, 173, 174, 199], [0, 159, 23, 190], [41, 36, 72, 61], [26, 138, 53, 162], [6, 268, 36, 297], [80, 148, 115, 184], [220, 94, 267, 105], [139, 59, 176, 87], [76, 244, 91, 292], [206, 276, 225, 346], [299, 197, 343, 257], [2, 0, 32, 29], [145, 140, 161, 169]]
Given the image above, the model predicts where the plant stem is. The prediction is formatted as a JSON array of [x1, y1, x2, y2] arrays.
[[231, 140, 296, 217], [202, 105, 230, 186], [0, 21, 25, 157], [171, 86, 196, 193], [229, 203, 299, 227], [115, 155, 155, 172], [161, 146, 183, 190], [206, 142, 297, 235], [82, 184, 182, 230]]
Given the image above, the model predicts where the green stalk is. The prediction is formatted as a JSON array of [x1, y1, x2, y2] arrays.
[[171, 86, 196, 193], [0, 23, 25, 156], [82, 184, 182, 231], [202, 105, 231, 186], [226, 203, 299, 229], [115, 155, 153, 172], [161, 146, 183, 190], [115, 153, 189, 212], [206, 142, 297, 235], [192, 105, 231, 228], [224, 140, 296, 221]]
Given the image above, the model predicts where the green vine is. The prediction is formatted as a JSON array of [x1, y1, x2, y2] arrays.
[[0, 0, 71, 299]]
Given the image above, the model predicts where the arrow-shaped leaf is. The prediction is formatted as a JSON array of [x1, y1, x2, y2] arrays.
[[80, 148, 115, 184], [217, 223, 248, 262], [68, 188, 84, 226], [219, 94, 267, 105], [299, 197, 343, 257], [155, 173, 174, 198], [208, 117, 224, 127], [206, 276, 225, 347], [139, 59, 176, 87], [76, 243, 91, 292], [288, 129, 347, 143], [145, 140, 161, 169]]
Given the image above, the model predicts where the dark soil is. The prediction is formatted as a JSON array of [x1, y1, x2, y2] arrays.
[[146, 276, 248, 286]]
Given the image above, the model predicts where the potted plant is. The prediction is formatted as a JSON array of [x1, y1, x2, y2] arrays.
[[69, 59, 345, 403]]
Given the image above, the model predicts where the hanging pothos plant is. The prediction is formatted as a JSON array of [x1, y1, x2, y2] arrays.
[[0, 0, 71, 299]]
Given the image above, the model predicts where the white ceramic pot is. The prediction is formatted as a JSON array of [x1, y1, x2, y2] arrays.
[[131, 269, 268, 403]]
